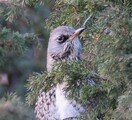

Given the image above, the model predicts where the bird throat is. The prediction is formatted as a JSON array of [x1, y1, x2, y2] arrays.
[[53, 41, 80, 61], [47, 38, 81, 72]]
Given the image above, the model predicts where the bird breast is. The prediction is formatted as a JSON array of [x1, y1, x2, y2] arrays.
[[56, 82, 84, 120]]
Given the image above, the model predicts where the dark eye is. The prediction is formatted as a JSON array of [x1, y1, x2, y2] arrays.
[[57, 35, 69, 43]]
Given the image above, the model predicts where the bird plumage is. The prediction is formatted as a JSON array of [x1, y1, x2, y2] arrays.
[[35, 26, 86, 120], [47, 26, 82, 72]]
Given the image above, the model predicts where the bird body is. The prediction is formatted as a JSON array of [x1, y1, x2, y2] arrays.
[[35, 26, 86, 120], [56, 83, 84, 120]]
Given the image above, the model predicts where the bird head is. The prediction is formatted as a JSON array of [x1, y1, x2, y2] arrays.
[[47, 26, 85, 71]]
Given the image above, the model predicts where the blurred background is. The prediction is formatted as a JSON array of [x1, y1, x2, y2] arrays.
[[0, 0, 52, 99], [0, 1, 53, 119]]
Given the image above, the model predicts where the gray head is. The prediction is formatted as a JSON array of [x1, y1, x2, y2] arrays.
[[47, 26, 85, 71]]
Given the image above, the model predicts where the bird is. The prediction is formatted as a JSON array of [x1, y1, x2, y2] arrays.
[[35, 26, 91, 120]]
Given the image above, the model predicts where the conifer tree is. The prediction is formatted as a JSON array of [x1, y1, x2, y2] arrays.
[[0, 0, 131, 120], [27, 0, 132, 119]]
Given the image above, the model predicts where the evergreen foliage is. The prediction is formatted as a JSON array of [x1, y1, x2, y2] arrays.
[[0, 0, 131, 120], [0, 27, 36, 69], [0, 1, 46, 119], [112, 86, 132, 120], [27, 0, 132, 119]]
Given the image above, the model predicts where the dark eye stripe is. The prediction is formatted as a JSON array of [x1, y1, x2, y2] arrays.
[[63, 35, 69, 40]]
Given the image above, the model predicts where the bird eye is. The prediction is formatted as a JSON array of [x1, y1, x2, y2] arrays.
[[57, 35, 68, 43]]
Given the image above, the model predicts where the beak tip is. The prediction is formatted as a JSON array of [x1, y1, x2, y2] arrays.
[[76, 27, 86, 34], [69, 26, 86, 40]]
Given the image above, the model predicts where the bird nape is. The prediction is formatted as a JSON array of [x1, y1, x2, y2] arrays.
[[35, 26, 99, 120]]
